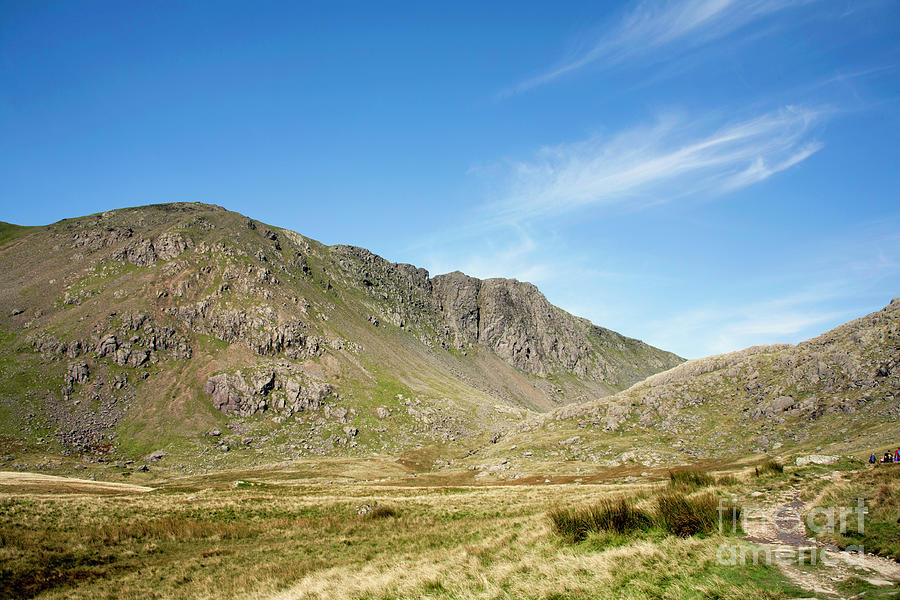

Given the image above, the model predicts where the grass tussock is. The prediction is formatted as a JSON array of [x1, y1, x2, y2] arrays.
[[550, 492, 742, 542], [548, 497, 653, 542], [668, 468, 716, 489], [655, 492, 738, 537], [363, 504, 400, 520], [755, 458, 784, 477]]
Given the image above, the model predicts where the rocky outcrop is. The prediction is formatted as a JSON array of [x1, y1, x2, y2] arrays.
[[32, 313, 192, 365], [204, 370, 332, 417], [205, 373, 261, 416], [335, 250, 683, 385], [70, 227, 133, 250], [279, 378, 330, 413], [112, 232, 192, 267], [331, 245, 440, 332], [476, 278, 593, 377], [174, 301, 321, 360], [65, 361, 89, 387]]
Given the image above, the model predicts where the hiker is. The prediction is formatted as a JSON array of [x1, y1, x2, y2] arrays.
[[895, 447, 900, 462], [869, 453, 877, 464], [882, 452, 893, 463]]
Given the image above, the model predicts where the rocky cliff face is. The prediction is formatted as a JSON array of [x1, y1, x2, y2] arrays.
[[331, 251, 683, 388], [433, 274, 633, 380]]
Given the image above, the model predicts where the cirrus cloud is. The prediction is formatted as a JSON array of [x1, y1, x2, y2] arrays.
[[504, 0, 816, 96], [482, 105, 827, 227]]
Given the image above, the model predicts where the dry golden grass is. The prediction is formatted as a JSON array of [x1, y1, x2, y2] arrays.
[[0, 471, 153, 494], [0, 467, 807, 600]]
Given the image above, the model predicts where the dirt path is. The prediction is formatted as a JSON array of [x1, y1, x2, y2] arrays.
[[741, 485, 900, 598]]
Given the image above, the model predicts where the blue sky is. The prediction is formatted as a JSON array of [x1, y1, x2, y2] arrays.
[[1, 1, 898, 358]]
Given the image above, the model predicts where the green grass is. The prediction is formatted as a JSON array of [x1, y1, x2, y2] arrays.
[[810, 465, 900, 561], [0, 222, 36, 247], [834, 575, 900, 600], [361, 504, 401, 520], [716, 474, 739, 486]]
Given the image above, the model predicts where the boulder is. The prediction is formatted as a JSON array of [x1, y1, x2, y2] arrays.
[[144, 450, 166, 463], [795, 455, 839, 467], [772, 396, 795, 412], [325, 405, 348, 422]]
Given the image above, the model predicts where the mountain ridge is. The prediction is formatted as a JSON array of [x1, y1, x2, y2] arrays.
[[480, 297, 900, 471], [0, 202, 682, 469]]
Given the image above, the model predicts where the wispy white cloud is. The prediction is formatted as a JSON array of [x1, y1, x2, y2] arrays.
[[505, 0, 811, 95], [484, 105, 826, 226]]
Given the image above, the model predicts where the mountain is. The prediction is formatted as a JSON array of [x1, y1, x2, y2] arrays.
[[489, 298, 900, 469], [0, 203, 682, 470]]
